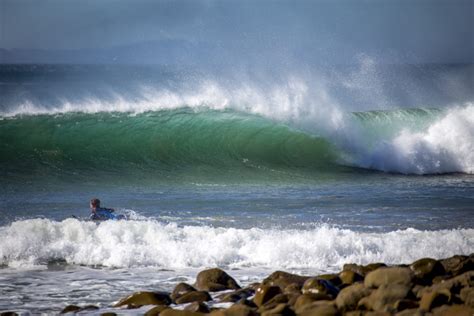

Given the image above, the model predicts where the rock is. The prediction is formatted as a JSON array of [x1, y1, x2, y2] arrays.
[[432, 304, 474, 316], [419, 288, 451, 311], [364, 267, 414, 289], [114, 291, 172, 307], [160, 310, 206, 316], [460, 286, 474, 307], [295, 301, 339, 316], [145, 305, 169, 316], [339, 270, 364, 286], [391, 299, 418, 312], [343, 263, 387, 277], [316, 274, 342, 287], [262, 271, 309, 290], [60, 305, 81, 313], [261, 303, 294, 316], [335, 283, 371, 312], [217, 288, 255, 302], [417, 271, 474, 298], [358, 284, 410, 312], [259, 294, 289, 311], [210, 304, 258, 316], [301, 278, 339, 298], [293, 294, 332, 310], [253, 285, 282, 307], [185, 302, 211, 313], [175, 291, 212, 304], [195, 268, 240, 292], [409, 258, 445, 284], [283, 283, 302, 295], [440, 255, 473, 276], [394, 308, 424, 316], [101, 313, 117, 316], [171, 283, 197, 302]]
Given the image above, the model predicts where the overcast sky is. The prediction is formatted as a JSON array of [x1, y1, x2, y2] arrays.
[[1, 0, 472, 64]]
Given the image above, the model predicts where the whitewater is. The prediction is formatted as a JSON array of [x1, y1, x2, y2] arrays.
[[0, 63, 473, 313]]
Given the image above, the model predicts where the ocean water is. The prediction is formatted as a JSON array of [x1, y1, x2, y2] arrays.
[[0, 64, 473, 313]]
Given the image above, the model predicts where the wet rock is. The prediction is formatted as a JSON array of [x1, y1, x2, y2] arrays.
[[358, 284, 410, 312], [283, 283, 302, 295], [302, 278, 339, 298], [0, 313, 18, 316], [432, 304, 474, 316], [210, 304, 258, 316], [316, 274, 342, 287], [440, 255, 473, 276], [409, 258, 445, 284], [60, 305, 81, 313], [217, 288, 255, 303], [114, 291, 172, 308], [253, 285, 282, 307], [391, 299, 418, 312], [335, 283, 371, 311], [259, 293, 289, 311], [364, 267, 413, 289], [161, 310, 206, 316], [261, 303, 295, 316], [175, 291, 212, 304], [417, 271, 474, 298], [171, 283, 197, 302], [343, 263, 387, 277], [196, 268, 240, 292], [262, 271, 309, 290], [419, 288, 451, 311], [100, 313, 117, 316], [339, 270, 364, 286], [394, 308, 424, 316], [145, 305, 169, 316], [185, 302, 211, 313]]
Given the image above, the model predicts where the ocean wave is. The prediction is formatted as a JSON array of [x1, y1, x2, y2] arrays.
[[0, 218, 472, 269]]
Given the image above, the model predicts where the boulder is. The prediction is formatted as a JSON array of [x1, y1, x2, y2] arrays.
[[195, 268, 240, 292], [362, 284, 411, 312], [460, 286, 474, 307], [160, 310, 206, 316], [343, 263, 386, 277], [175, 291, 212, 304], [302, 278, 339, 298], [409, 258, 445, 284], [335, 283, 371, 311], [171, 283, 197, 302], [293, 294, 332, 311], [339, 270, 364, 286], [145, 305, 169, 316], [210, 304, 258, 316], [185, 302, 211, 313], [261, 303, 294, 316], [364, 267, 413, 289], [419, 288, 451, 311], [253, 285, 282, 307], [262, 271, 309, 290], [440, 255, 473, 276], [295, 301, 339, 316], [432, 304, 474, 316], [217, 288, 255, 303], [114, 291, 172, 307]]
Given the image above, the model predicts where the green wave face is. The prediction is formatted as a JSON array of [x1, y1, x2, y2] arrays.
[[0, 109, 339, 183]]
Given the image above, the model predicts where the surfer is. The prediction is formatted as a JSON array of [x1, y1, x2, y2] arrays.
[[89, 198, 118, 221]]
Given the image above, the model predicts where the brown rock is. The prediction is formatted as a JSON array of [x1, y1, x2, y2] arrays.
[[217, 288, 255, 303], [254, 285, 282, 307], [432, 304, 474, 316], [175, 291, 212, 304], [394, 308, 424, 316], [185, 302, 211, 313], [283, 283, 302, 295], [171, 283, 197, 302], [259, 294, 289, 311], [60, 305, 81, 313], [339, 270, 364, 285], [195, 268, 240, 292], [361, 284, 411, 312], [262, 271, 310, 290], [316, 274, 342, 287], [302, 278, 339, 298], [261, 303, 295, 316], [294, 294, 332, 311], [295, 301, 339, 316], [419, 288, 451, 311], [409, 258, 445, 284], [364, 267, 414, 289], [335, 283, 371, 311], [440, 255, 473, 276], [114, 291, 172, 307], [460, 286, 474, 307], [343, 263, 387, 277], [145, 305, 169, 316], [160, 310, 206, 316], [210, 304, 258, 316]]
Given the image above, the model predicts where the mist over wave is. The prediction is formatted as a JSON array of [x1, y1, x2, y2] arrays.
[[1, 218, 472, 270]]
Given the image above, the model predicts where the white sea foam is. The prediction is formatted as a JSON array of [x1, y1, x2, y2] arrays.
[[0, 219, 472, 269], [357, 105, 474, 174]]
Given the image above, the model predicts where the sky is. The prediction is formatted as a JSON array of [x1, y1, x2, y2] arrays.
[[0, 0, 473, 64]]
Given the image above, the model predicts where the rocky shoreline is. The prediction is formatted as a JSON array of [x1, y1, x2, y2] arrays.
[[54, 254, 474, 315]]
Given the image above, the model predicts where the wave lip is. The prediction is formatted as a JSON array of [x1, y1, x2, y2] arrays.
[[1, 218, 473, 270]]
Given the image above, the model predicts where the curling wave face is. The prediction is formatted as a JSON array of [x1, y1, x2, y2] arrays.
[[1, 218, 473, 269]]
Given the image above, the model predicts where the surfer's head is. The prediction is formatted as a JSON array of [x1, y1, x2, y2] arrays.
[[90, 198, 101, 208]]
